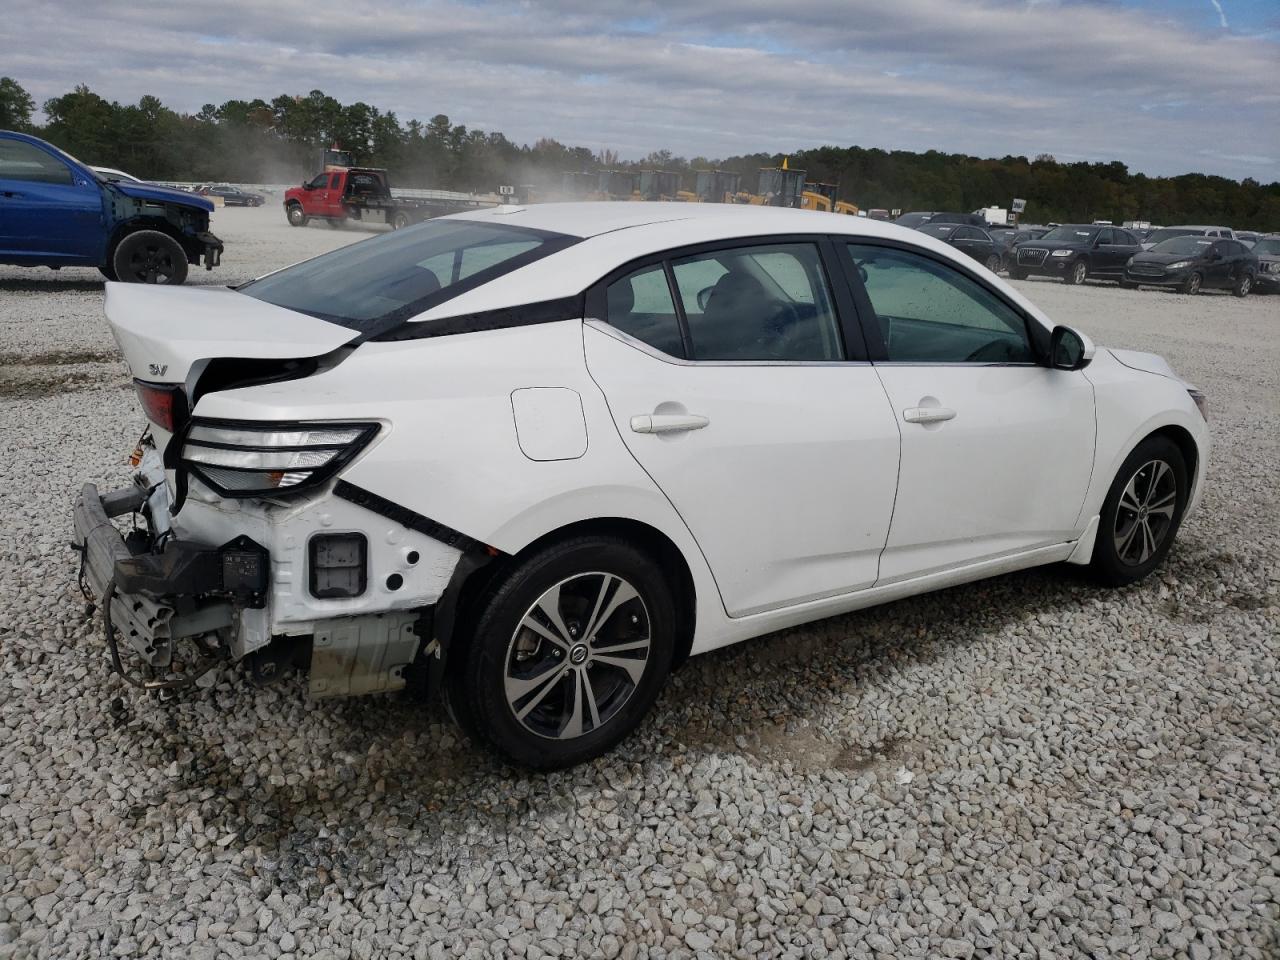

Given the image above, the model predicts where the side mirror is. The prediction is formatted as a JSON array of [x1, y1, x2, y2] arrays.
[[1049, 325, 1094, 371]]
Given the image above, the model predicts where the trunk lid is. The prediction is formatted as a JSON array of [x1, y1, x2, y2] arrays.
[[105, 283, 357, 387]]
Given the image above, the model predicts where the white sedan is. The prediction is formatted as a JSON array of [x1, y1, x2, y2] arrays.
[[74, 202, 1209, 768]]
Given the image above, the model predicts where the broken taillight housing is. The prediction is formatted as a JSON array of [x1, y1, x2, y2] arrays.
[[134, 380, 187, 432], [180, 419, 379, 498]]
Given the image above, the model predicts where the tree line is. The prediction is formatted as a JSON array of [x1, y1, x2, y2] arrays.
[[1, 77, 1276, 228]]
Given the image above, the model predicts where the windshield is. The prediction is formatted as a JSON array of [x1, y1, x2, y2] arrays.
[[1144, 228, 1200, 245], [1151, 236, 1214, 256], [917, 223, 956, 238], [240, 219, 578, 332], [1252, 238, 1280, 256], [1039, 226, 1098, 245]]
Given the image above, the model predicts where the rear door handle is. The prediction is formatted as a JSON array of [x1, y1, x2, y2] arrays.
[[630, 414, 710, 435], [903, 406, 956, 424]]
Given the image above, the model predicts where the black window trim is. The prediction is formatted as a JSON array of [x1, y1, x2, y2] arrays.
[[835, 236, 1052, 367], [584, 233, 870, 364]]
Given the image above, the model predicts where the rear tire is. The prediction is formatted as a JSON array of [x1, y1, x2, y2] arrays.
[[983, 254, 1001, 273], [1233, 273, 1253, 297], [1066, 259, 1088, 285], [110, 230, 188, 285], [391, 211, 412, 230], [325, 218, 342, 229], [448, 536, 675, 770], [286, 203, 308, 227], [1182, 272, 1202, 295], [1090, 436, 1188, 587]]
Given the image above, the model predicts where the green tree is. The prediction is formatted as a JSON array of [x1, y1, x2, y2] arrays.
[[0, 77, 35, 130]]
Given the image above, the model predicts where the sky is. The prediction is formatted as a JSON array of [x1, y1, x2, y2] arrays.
[[3, 0, 1278, 182]]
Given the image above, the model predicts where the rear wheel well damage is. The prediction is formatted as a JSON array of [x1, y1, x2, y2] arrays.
[[423, 517, 698, 693]]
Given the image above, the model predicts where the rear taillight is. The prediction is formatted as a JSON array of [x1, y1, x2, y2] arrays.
[[134, 380, 187, 432], [180, 419, 379, 498]]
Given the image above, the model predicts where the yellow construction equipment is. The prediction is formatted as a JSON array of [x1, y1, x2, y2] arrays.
[[692, 170, 741, 203]]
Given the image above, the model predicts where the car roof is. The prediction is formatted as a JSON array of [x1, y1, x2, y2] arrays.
[[1162, 225, 1231, 231], [448, 200, 917, 241]]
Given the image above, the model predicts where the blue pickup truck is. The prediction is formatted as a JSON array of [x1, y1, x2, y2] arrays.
[[0, 131, 222, 284]]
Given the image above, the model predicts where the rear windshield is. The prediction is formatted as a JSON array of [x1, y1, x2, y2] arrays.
[[1151, 236, 1213, 256], [917, 223, 957, 238], [240, 220, 577, 332]]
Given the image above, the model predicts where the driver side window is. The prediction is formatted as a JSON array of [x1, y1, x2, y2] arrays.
[[670, 243, 842, 361], [307, 174, 329, 189], [848, 243, 1033, 364]]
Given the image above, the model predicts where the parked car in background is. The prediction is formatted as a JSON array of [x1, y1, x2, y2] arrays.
[[0, 130, 221, 284], [1124, 236, 1257, 296], [1140, 225, 1234, 251], [1009, 224, 1142, 284], [72, 203, 1209, 769], [1239, 235, 1278, 293], [90, 166, 143, 183], [195, 184, 266, 207], [1235, 231, 1259, 247], [893, 211, 988, 229], [915, 222, 1007, 272]]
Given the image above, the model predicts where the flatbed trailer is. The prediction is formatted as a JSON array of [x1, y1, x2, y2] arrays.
[[284, 167, 496, 229]]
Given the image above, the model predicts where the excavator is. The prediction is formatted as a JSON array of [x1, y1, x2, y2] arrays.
[[800, 180, 860, 216]]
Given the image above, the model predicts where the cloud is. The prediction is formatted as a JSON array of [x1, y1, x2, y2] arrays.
[[1210, 0, 1229, 29], [3, 0, 1277, 180]]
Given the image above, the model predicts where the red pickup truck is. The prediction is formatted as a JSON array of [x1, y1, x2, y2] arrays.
[[284, 167, 491, 229]]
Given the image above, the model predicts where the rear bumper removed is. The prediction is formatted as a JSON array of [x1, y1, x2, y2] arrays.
[[71, 473, 465, 697]]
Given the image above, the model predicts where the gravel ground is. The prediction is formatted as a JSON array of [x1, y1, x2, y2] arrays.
[[0, 206, 1276, 960]]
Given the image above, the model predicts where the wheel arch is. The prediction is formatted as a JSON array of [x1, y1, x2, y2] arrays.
[[442, 516, 698, 671], [106, 217, 195, 265], [1145, 423, 1200, 500]]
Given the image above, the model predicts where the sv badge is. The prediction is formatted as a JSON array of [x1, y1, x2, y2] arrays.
[[148, 363, 168, 377]]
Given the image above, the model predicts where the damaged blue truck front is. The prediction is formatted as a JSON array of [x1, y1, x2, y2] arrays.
[[0, 130, 222, 284]]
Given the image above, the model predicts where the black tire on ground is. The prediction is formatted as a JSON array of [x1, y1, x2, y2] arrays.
[[1233, 273, 1253, 297], [1090, 435, 1189, 588], [286, 203, 308, 227], [984, 254, 1001, 273], [1008, 267, 1027, 281], [1066, 259, 1088, 285], [447, 535, 676, 770], [98, 263, 119, 282], [325, 218, 342, 229], [110, 230, 189, 285], [391, 211, 412, 230], [1182, 272, 1202, 295]]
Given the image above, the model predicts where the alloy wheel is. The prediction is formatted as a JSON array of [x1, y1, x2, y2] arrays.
[[503, 572, 651, 740], [127, 244, 175, 283], [1072, 261, 1087, 284], [1112, 459, 1177, 567]]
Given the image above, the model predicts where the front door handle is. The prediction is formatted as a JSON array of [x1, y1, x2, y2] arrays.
[[630, 414, 710, 435], [903, 406, 956, 424]]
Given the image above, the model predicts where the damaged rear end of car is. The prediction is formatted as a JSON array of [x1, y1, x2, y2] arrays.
[[72, 218, 578, 699]]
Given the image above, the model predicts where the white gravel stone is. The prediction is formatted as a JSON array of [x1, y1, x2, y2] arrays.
[[1, 205, 1277, 959]]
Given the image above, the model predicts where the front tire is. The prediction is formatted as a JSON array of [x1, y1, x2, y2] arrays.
[[1182, 272, 1202, 295], [984, 254, 1001, 273], [1090, 436, 1188, 587], [1066, 259, 1088, 285], [1233, 273, 1253, 297], [111, 230, 188, 285], [448, 536, 675, 769], [286, 203, 308, 227]]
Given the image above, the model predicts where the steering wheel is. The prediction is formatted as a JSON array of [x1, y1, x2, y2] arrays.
[[964, 339, 1015, 363]]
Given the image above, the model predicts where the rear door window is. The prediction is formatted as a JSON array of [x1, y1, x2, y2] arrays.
[[670, 243, 842, 361], [605, 264, 685, 357]]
